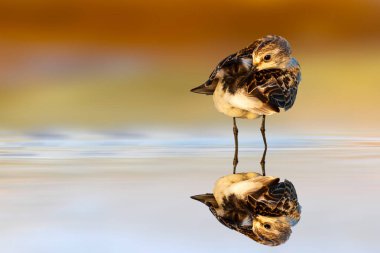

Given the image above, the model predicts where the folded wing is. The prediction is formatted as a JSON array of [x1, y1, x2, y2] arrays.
[[241, 69, 300, 111], [193, 40, 262, 95], [247, 179, 300, 217]]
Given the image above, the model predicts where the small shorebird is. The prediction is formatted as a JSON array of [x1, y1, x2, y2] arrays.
[[191, 172, 301, 246], [191, 35, 301, 175]]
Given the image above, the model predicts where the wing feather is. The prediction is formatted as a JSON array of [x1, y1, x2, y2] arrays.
[[200, 40, 263, 91], [246, 180, 300, 217], [240, 69, 300, 111]]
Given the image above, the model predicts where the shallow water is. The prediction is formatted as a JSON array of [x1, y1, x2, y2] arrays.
[[0, 131, 379, 253]]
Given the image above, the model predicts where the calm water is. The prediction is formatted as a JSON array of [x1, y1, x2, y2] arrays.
[[0, 131, 379, 253]]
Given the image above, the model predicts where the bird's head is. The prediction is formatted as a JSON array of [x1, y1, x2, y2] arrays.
[[252, 215, 292, 246], [252, 35, 292, 71]]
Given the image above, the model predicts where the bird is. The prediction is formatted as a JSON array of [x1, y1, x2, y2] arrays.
[[191, 172, 301, 246], [190, 35, 301, 175]]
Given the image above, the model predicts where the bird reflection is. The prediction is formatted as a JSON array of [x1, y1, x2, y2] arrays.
[[191, 172, 301, 246]]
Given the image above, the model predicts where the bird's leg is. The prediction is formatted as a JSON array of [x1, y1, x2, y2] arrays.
[[260, 115, 267, 176], [233, 117, 239, 174]]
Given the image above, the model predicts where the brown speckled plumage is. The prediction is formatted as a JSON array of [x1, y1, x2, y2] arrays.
[[202, 39, 263, 94], [190, 35, 301, 113], [190, 35, 302, 175], [191, 173, 301, 246]]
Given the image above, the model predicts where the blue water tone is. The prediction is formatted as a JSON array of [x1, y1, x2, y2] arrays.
[[0, 130, 379, 253], [0, 130, 379, 160]]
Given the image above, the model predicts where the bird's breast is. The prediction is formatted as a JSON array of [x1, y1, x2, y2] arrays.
[[212, 84, 259, 119]]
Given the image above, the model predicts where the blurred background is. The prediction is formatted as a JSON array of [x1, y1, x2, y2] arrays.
[[0, 1, 380, 253], [0, 0, 379, 133]]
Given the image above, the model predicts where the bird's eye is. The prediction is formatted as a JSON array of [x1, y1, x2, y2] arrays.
[[263, 224, 271, 229], [263, 54, 271, 61]]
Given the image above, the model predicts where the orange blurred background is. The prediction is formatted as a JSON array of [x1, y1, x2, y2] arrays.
[[0, 0, 379, 133]]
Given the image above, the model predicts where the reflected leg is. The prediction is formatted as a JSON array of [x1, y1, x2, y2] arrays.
[[233, 117, 238, 174], [260, 115, 267, 176]]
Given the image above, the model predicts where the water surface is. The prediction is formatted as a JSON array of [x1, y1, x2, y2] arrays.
[[0, 131, 379, 253]]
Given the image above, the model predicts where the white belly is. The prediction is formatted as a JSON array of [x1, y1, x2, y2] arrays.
[[212, 84, 276, 119]]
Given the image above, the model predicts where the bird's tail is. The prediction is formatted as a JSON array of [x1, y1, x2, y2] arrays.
[[190, 193, 218, 207], [190, 79, 218, 95]]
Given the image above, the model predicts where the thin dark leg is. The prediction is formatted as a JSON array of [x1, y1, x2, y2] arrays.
[[233, 117, 239, 174], [260, 115, 267, 176]]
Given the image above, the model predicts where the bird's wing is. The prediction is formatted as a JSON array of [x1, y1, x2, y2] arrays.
[[209, 207, 239, 229], [240, 69, 301, 111], [209, 207, 261, 242], [246, 180, 300, 217], [209, 207, 249, 230], [191, 41, 261, 95], [269, 180, 300, 216]]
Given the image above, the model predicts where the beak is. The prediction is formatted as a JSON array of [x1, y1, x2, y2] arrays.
[[190, 80, 217, 95], [251, 56, 261, 71], [251, 63, 258, 72]]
